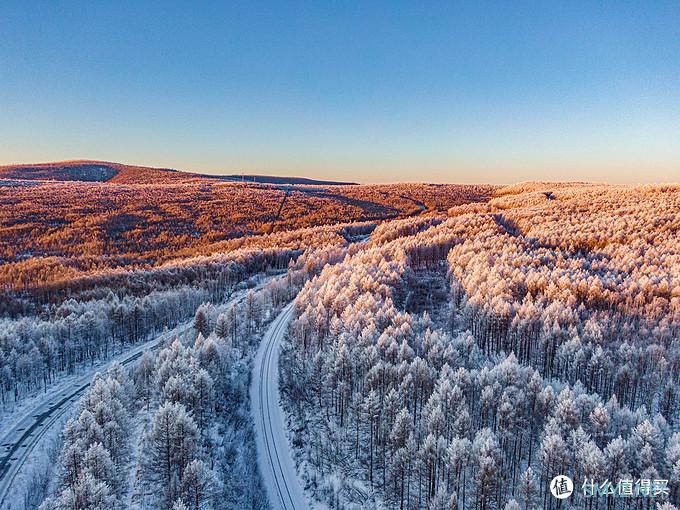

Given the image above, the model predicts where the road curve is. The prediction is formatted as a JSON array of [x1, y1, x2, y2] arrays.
[[251, 302, 309, 510]]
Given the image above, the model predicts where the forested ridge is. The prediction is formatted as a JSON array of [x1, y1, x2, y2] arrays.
[[0, 174, 493, 290], [282, 184, 680, 509]]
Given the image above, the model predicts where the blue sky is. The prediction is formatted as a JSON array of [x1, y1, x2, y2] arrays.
[[1, 1, 679, 183]]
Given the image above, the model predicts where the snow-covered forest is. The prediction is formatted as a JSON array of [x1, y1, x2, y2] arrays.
[[2, 182, 679, 510], [25, 242, 347, 510], [282, 184, 680, 509], [0, 247, 289, 407], [0, 220, 366, 409]]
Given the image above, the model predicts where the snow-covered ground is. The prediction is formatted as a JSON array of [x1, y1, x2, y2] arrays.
[[251, 302, 312, 510]]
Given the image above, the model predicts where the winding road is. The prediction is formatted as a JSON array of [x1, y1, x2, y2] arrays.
[[251, 302, 309, 510]]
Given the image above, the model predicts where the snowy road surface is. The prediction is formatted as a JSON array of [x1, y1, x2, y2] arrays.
[[252, 302, 310, 510]]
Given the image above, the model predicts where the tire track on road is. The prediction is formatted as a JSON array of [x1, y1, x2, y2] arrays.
[[252, 303, 308, 510]]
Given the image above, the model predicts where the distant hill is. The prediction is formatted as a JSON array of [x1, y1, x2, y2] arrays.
[[0, 161, 121, 182], [0, 160, 356, 186], [221, 174, 356, 186]]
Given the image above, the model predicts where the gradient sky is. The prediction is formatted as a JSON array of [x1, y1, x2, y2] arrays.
[[1, 1, 680, 183]]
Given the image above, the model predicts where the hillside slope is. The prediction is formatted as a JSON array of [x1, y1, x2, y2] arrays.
[[0, 175, 496, 289], [0, 160, 356, 185]]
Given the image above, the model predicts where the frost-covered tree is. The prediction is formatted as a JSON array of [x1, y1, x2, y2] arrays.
[[181, 459, 215, 510], [143, 401, 201, 507]]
